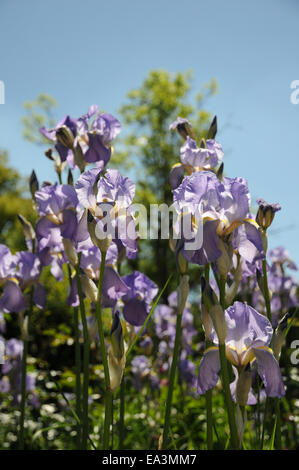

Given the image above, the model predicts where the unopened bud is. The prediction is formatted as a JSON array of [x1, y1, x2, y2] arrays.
[[67, 168, 74, 186], [80, 273, 98, 303], [201, 304, 213, 340], [272, 312, 289, 359], [18, 214, 35, 241], [176, 247, 188, 275], [45, 148, 55, 161], [216, 162, 224, 181], [62, 238, 78, 266], [56, 125, 74, 149], [108, 313, 126, 391], [236, 364, 252, 406], [110, 313, 124, 360], [217, 239, 233, 279], [177, 274, 189, 314], [206, 116, 217, 140], [256, 198, 281, 231], [209, 304, 227, 344], [29, 170, 39, 200], [87, 210, 112, 252], [73, 142, 86, 173], [201, 276, 218, 310], [170, 117, 195, 140]]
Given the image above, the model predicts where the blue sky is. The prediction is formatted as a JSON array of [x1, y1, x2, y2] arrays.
[[1, 0, 299, 269]]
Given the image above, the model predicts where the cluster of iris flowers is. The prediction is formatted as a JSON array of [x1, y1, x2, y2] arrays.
[[0, 106, 297, 450]]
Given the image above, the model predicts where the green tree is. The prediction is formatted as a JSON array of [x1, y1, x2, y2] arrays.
[[22, 93, 58, 145], [118, 70, 218, 293], [0, 150, 35, 251]]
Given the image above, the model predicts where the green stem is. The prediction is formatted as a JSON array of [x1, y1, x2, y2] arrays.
[[275, 398, 282, 449], [73, 305, 82, 448], [161, 275, 186, 449], [260, 397, 269, 449], [18, 287, 34, 449], [262, 259, 272, 323], [67, 265, 82, 449], [94, 250, 112, 450], [219, 275, 226, 308], [218, 277, 239, 449], [218, 344, 239, 449], [118, 376, 125, 449], [75, 258, 90, 450], [205, 390, 213, 449], [204, 264, 213, 450]]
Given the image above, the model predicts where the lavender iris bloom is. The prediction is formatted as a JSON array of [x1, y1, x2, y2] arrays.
[[180, 137, 223, 170], [197, 301, 285, 398], [173, 171, 264, 266], [35, 183, 78, 234], [121, 272, 158, 326], [76, 107, 121, 167], [76, 167, 137, 258], [15, 252, 46, 309], [1, 338, 38, 406], [40, 115, 77, 165]]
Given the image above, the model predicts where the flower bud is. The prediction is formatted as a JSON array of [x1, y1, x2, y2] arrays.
[[176, 246, 188, 275], [272, 312, 289, 359], [169, 117, 195, 140], [67, 168, 74, 186], [110, 313, 124, 360], [206, 115, 217, 140], [108, 313, 126, 392], [80, 273, 98, 303], [29, 170, 39, 200], [62, 238, 78, 267], [201, 303, 213, 341], [217, 238, 233, 279], [17, 214, 35, 241], [44, 148, 55, 161], [56, 125, 74, 149], [177, 274, 189, 314], [236, 364, 252, 406], [209, 304, 227, 344], [87, 210, 112, 253], [200, 276, 218, 310], [216, 162, 224, 181], [256, 198, 281, 230], [73, 142, 86, 173]]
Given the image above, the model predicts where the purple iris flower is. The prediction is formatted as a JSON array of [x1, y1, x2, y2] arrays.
[[14, 251, 46, 310], [269, 246, 297, 271], [121, 272, 158, 327], [35, 183, 78, 220], [256, 198, 281, 230], [0, 244, 16, 280], [1, 338, 38, 406], [76, 108, 121, 167], [40, 115, 77, 165], [180, 136, 223, 170], [197, 301, 285, 398], [68, 265, 129, 309], [75, 168, 138, 258], [0, 281, 27, 313], [173, 171, 264, 266]]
